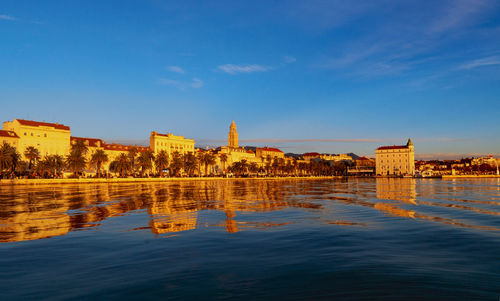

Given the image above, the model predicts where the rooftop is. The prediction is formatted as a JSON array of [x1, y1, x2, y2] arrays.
[[15, 119, 70, 131], [0, 130, 19, 139]]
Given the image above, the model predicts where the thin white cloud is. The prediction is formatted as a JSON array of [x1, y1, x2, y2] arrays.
[[429, 0, 490, 34], [158, 78, 204, 90], [217, 64, 273, 74], [283, 56, 296, 64], [0, 14, 17, 21], [167, 66, 185, 74], [457, 56, 500, 70], [190, 78, 203, 88], [158, 78, 185, 89]]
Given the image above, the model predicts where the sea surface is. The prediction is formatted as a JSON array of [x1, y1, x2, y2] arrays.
[[1, 178, 499, 300]]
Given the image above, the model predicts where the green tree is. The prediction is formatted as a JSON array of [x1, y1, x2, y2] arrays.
[[154, 150, 169, 177], [24, 146, 40, 170], [137, 150, 155, 177], [89, 149, 109, 177]]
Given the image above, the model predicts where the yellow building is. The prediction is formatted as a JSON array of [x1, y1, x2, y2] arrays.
[[2, 119, 71, 159], [375, 139, 415, 176], [0, 130, 19, 148], [256, 147, 285, 159], [150, 131, 195, 156]]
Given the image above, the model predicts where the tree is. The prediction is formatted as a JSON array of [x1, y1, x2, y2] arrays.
[[201, 152, 216, 176], [170, 151, 184, 177], [154, 150, 169, 177], [66, 150, 86, 176], [137, 150, 155, 177], [89, 149, 109, 177], [128, 146, 138, 173], [37, 155, 65, 178], [184, 152, 198, 177], [24, 146, 40, 170], [231, 159, 248, 176], [249, 162, 259, 175], [219, 153, 228, 174], [0, 143, 13, 174], [71, 140, 89, 156], [112, 153, 131, 177]]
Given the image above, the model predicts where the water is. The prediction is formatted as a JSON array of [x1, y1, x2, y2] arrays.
[[1, 178, 499, 300]]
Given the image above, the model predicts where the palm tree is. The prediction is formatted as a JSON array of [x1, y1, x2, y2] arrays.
[[128, 146, 138, 173], [184, 152, 198, 177], [39, 155, 65, 177], [24, 146, 40, 170], [0, 143, 13, 175], [137, 150, 155, 177], [71, 140, 89, 156], [113, 153, 131, 177], [89, 149, 109, 177], [196, 151, 204, 176], [219, 153, 228, 174], [249, 162, 259, 175], [201, 152, 216, 176], [66, 150, 86, 176], [154, 150, 169, 177], [170, 151, 184, 177]]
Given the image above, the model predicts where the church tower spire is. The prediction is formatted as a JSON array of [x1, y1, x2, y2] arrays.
[[228, 120, 238, 148]]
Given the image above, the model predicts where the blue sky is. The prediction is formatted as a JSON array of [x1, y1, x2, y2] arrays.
[[1, 0, 499, 159]]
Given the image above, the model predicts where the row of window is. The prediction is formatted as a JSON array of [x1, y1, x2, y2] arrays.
[[24, 132, 48, 138]]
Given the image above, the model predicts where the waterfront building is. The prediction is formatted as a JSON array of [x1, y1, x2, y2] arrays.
[[256, 147, 285, 159], [228, 120, 238, 148], [150, 131, 195, 156], [375, 139, 415, 176], [303, 152, 352, 162], [2, 119, 71, 159]]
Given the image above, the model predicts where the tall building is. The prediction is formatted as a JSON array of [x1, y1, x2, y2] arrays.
[[375, 139, 415, 176], [228, 120, 238, 148]]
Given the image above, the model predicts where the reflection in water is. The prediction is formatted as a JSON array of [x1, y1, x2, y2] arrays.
[[1, 178, 499, 243]]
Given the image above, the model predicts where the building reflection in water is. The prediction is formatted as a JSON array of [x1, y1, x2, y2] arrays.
[[0, 180, 323, 242], [1, 179, 498, 243]]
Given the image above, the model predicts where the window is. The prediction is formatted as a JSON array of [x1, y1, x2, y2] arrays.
[[44, 134, 47, 137], [24, 132, 27, 136], [31, 133, 33, 136]]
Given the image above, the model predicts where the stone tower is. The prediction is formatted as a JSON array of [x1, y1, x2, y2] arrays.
[[228, 120, 238, 148]]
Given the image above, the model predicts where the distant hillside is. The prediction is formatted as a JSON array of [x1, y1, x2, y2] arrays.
[[347, 153, 360, 160]]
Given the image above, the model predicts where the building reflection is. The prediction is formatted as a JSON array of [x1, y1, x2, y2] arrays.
[[0, 180, 322, 242], [376, 178, 417, 204]]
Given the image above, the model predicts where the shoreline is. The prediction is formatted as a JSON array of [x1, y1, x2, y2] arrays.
[[442, 175, 500, 179], [0, 176, 344, 186]]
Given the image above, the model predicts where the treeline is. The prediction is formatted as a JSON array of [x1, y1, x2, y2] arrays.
[[0, 141, 351, 179]]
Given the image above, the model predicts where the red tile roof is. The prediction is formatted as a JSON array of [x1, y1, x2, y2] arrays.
[[376, 145, 408, 150], [258, 147, 283, 153], [0, 130, 19, 138], [15, 119, 70, 131], [303, 152, 321, 157], [71, 136, 104, 148]]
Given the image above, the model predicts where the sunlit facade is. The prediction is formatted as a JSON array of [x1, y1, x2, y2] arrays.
[[2, 119, 71, 159], [375, 139, 415, 176]]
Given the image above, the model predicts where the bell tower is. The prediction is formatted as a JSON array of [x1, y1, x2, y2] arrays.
[[228, 120, 238, 148]]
